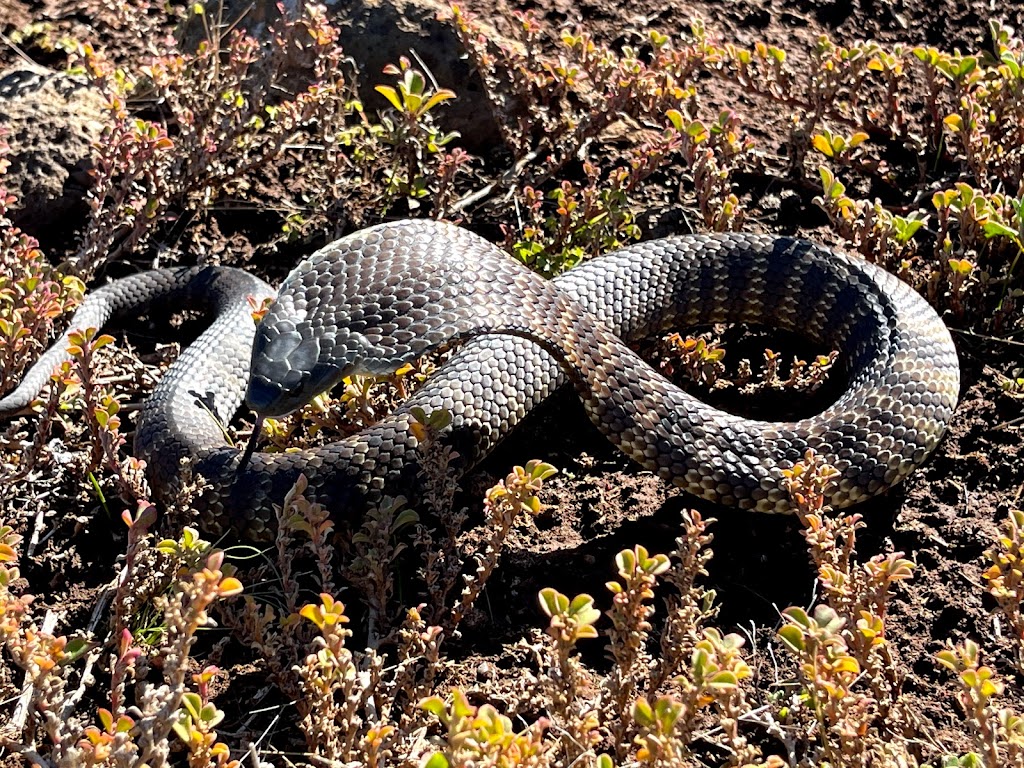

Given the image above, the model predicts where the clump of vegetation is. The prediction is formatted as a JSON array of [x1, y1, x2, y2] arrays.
[[936, 639, 1024, 767], [0, 516, 242, 767], [983, 509, 1024, 673], [60, 0, 478, 280], [656, 328, 839, 398], [70, 2, 353, 277]]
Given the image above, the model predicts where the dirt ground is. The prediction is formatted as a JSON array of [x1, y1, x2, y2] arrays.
[[1, 0, 1023, 763]]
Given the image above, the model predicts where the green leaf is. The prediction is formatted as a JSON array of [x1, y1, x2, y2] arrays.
[[685, 121, 709, 142], [615, 548, 636, 575], [181, 692, 203, 720], [539, 587, 568, 617], [419, 696, 448, 721], [403, 91, 423, 114], [172, 713, 194, 743], [393, 507, 419, 530], [422, 754, 450, 768], [62, 636, 92, 663], [568, 593, 598, 620], [708, 670, 739, 688], [778, 624, 806, 653], [782, 606, 810, 626], [935, 650, 959, 671], [892, 215, 926, 244], [817, 166, 845, 198], [943, 114, 964, 132], [407, 70, 425, 95], [631, 697, 654, 726], [983, 220, 1019, 240], [200, 702, 224, 727], [812, 133, 835, 157], [451, 689, 474, 719], [954, 56, 978, 77], [529, 461, 557, 481], [375, 85, 404, 111], [691, 646, 711, 676], [653, 695, 683, 726], [422, 90, 456, 113]]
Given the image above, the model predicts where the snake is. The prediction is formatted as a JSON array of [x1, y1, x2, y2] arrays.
[[0, 219, 960, 540]]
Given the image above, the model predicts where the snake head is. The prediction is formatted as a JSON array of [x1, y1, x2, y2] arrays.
[[245, 321, 354, 417]]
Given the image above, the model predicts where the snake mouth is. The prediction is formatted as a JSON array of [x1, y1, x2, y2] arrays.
[[244, 374, 296, 417], [245, 361, 348, 417]]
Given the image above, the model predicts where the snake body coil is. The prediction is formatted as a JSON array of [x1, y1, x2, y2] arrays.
[[0, 220, 960, 539]]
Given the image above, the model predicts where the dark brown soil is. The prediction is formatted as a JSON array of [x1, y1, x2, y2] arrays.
[[1, 0, 1023, 764]]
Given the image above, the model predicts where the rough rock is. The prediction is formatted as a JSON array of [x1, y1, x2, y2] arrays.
[[0, 65, 104, 241], [180, 0, 510, 154], [332, 0, 505, 153]]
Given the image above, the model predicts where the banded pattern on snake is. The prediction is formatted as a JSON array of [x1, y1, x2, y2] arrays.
[[0, 219, 960, 540]]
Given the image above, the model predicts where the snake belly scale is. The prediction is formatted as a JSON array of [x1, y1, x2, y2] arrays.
[[0, 219, 960, 540]]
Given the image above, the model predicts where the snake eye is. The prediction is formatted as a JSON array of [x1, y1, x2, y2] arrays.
[[259, 328, 318, 370]]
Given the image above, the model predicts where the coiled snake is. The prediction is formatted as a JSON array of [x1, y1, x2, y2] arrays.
[[0, 219, 960, 540]]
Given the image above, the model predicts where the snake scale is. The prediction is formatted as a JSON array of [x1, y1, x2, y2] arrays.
[[0, 219, 960, 540]]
